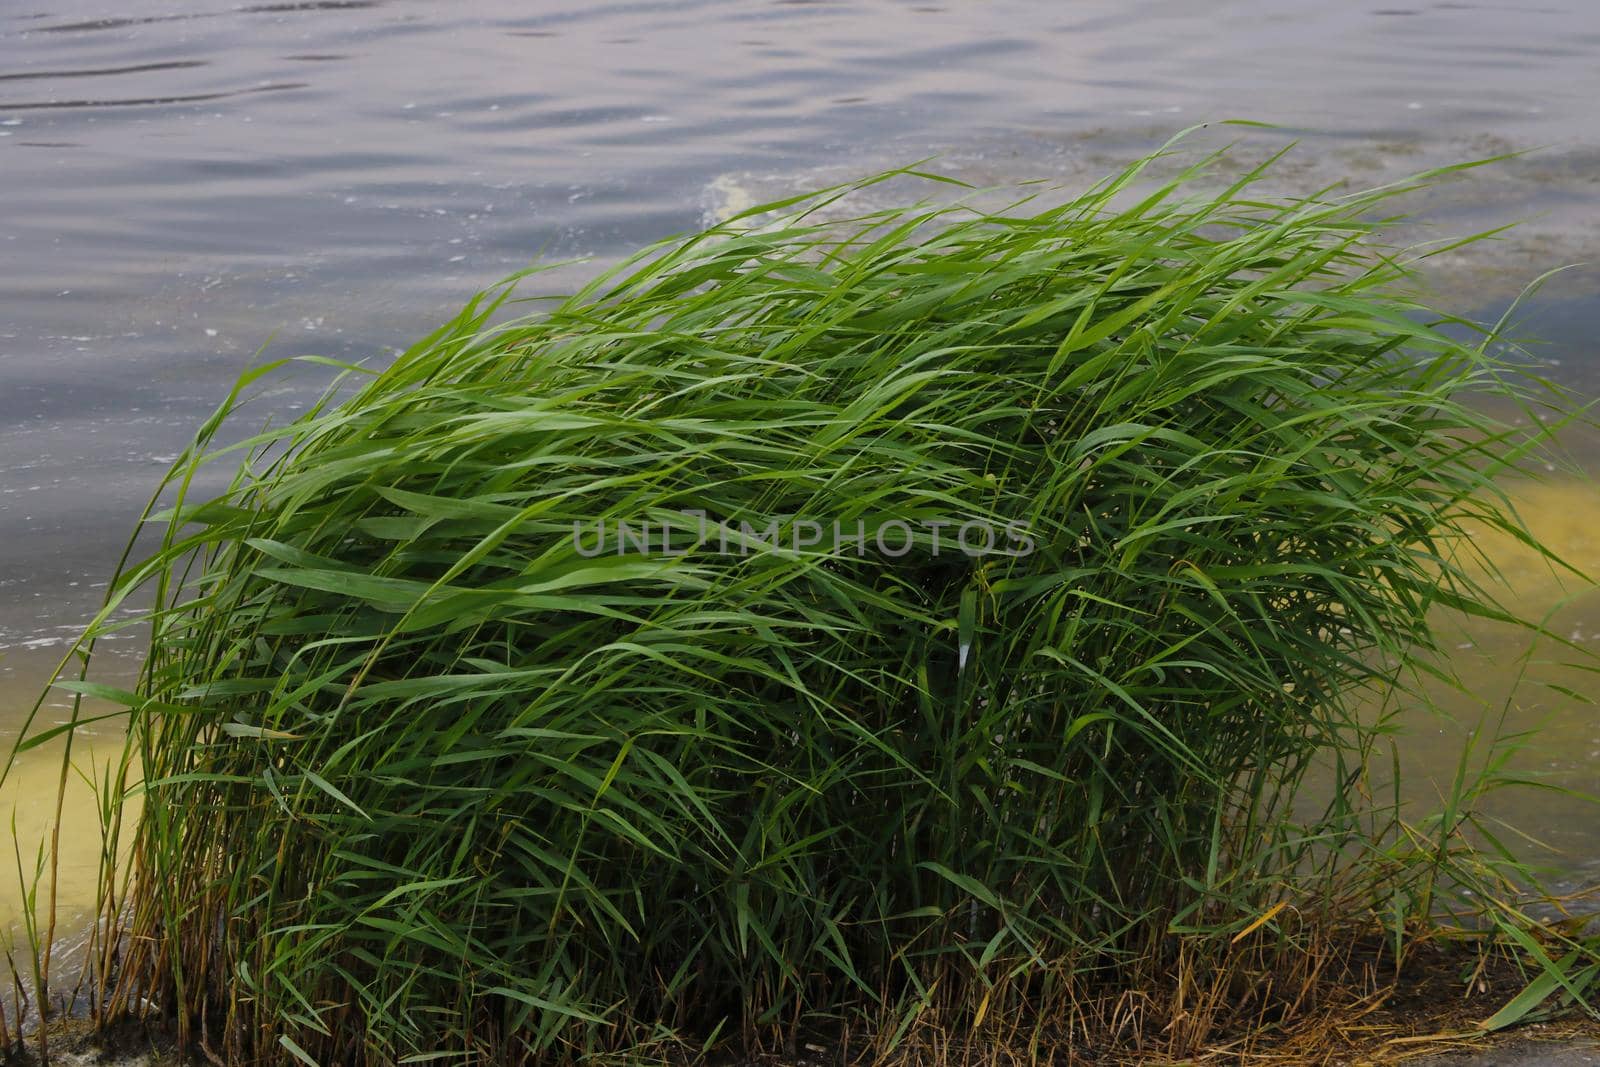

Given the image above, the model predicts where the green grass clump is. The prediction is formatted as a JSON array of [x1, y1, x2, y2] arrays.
[[21, 145, 1586, 1062]]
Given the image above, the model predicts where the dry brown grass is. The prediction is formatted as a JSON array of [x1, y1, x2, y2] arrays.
[[704, 918, 1600, 1066]]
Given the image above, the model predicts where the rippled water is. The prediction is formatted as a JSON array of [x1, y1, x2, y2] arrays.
[[3, 0, 1600, 924]]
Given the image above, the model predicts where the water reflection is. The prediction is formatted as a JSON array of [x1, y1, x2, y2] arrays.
[[0, 690, 137, 945], [0, 60, 210, 81], [0, 82, 306, 110], [1386, 477, 1600, 867]]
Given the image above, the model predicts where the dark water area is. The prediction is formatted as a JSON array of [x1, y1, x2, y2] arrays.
[[2, 0, 1600, 919]]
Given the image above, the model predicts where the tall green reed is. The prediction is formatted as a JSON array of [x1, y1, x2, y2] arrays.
[[9, 139, 1595, 1062]]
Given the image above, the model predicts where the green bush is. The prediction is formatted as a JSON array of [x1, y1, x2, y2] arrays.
[[39, 146, 1578, 1062]]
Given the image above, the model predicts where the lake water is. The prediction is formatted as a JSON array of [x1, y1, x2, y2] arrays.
[[3, 0, 1600, 934]]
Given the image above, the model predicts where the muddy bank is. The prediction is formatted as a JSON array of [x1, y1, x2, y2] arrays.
[[1419, 1037, 1600, 1066]]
